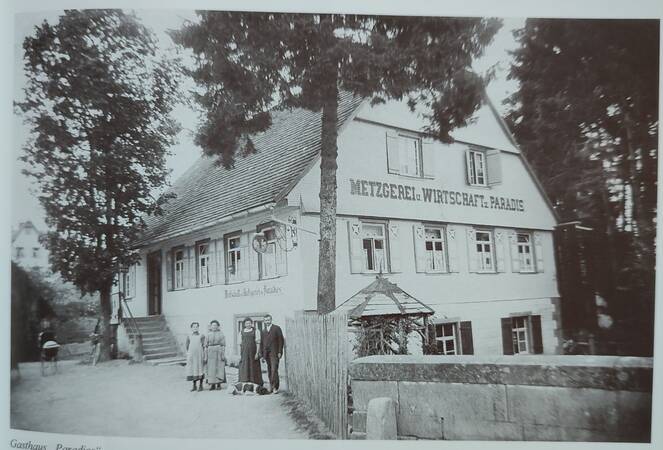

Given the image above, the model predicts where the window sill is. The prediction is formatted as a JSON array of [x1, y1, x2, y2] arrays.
[[259, 274, 286, 281], [517, 270, 537, 274], [467, 184, 491, 190]]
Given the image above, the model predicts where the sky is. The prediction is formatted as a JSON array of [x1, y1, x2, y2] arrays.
[[10, 11, 523, 232]]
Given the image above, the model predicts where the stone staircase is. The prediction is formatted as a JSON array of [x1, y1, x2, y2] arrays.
[[129, 316, 185, 366]]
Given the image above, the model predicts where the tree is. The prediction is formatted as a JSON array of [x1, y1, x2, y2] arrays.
[[17, 10, 181, 361], [173, 12, 500, 313], [506, 19, 658, 355]]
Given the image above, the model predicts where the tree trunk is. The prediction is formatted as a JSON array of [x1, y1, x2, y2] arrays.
[[316, 83, 340, 314], [99, 284, 113, 362]]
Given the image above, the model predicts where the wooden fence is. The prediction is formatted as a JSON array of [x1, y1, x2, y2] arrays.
[[285, 310, 349, 439]]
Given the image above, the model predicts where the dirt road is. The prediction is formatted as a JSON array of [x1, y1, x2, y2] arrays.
[[11, 360, 308, 439]]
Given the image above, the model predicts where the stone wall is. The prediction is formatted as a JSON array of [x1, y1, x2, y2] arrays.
[[349, 355, 652, 442]]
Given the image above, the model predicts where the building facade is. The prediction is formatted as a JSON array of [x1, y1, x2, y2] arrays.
[[11, 221, 50, 272], [127, 93, 561, 359]]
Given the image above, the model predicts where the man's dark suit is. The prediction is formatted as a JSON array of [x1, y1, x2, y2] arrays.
[[261, 324, 285, 391]]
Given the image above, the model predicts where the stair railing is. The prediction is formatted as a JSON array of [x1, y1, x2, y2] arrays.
[[120, 296, 144, 361]]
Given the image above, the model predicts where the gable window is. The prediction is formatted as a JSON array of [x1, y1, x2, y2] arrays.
[[32, 247, 39, 258], [467, 150, 486, 186], [425, 227, 447, 272], [475, 230, 494, 272], [501, 315, 543, 355], [174, 248, 185, 290], [517, 233, 535, 272], [226, 234, 243, 283], [15, 247, 24, 258], [386, 131, 436, 179], [362, 223, 387, 272], [197, 241, 211, 287]]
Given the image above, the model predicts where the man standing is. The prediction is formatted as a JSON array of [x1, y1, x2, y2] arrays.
[[261, 314, 284, 393]]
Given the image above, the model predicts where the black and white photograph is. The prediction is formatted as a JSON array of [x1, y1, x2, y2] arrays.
[[4, 1, 661, 448]]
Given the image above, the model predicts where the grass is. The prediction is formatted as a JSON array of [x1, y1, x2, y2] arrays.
[[281, 392, 335, 439]]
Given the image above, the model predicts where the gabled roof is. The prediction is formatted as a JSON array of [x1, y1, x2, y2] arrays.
[[136, 92, 365, 246], [335, 275, 435, 319]]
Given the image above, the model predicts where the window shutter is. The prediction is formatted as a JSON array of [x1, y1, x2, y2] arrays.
[[206, 240, 216, 285], [509, 232, 521, 273], [276, 227, 288, 276], [531, 315, 543, 354], [413, 224, 427, 273], [460, 321, 474, 355], [388, 223, 402, 273], [348, 219, 364, 274], [422, 138, 435, 179], [239, 233, 250, 281], [495, 231, 506, 273], [486, 150, 502, 185], [130, 265, 136, 297], [534, 232, 545, 272], [466, 228, 478, 273], [446, 226, 459, 273], [465, 149, 473, 185], [386, 131, 400, 175], [501, 317, 514, 355], [186, 246, 196, 288], [216, 239, 226, 284], [248, 233, 260, 281], [165, 249, 173, 291]]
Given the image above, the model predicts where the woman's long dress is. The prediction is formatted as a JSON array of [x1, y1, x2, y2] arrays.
[[238, 328, 263, 385], [186, 333, 205, 381], [205, 330, 227, 384]]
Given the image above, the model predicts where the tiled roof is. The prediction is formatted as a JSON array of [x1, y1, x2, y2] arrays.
[[336, 275, 435, 319], [136, 92, 365, 246]]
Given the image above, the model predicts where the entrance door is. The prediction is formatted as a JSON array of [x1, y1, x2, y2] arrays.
[[147, 251, 162, 316]]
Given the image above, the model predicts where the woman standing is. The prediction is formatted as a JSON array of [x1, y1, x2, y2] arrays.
[[205, 320, 227, 390], [238, 317, 263, 386], [185, 322, 205, 392]]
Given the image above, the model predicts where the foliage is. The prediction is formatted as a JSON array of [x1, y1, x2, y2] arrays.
[[173, 12, 500, 312], [506, 19, 658, 355], [17, 10, 181, 360], [11, 263, 57, 364], [353, 316, 421, 357]]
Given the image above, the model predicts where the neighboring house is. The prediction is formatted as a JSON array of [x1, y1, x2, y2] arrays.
[[125, 92, 561, 359], [11, 221, 50, 273]]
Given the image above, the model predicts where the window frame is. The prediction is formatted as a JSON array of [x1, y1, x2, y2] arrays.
[[424, 226, 448, 273], [398, 133, 423, 178], [196, 239, 212, 287], [360, 221, 388, 273], [434, 322, 459, 355], [475, 229, 495, 273], [225, 233, 243, 284], [173, 247, 186, 290], [122, 264, 136, 299], [516, 232, 536, 273], [258, 227, 279, 280], [468, 149, 487, 187], [511, 316, 531, 355]]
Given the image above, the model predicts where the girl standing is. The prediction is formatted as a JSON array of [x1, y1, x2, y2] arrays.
[[238, 317, 263, 386], [185, 322, 205, 391], [205, 320, 227, 390]]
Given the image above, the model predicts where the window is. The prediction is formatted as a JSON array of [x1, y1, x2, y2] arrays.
[[362, 223, 387, 272], [123, 265, 136, 299], [467, 150, 486, 186], [15, 247, 24, 258], [501, 315, 543, 355], [387, 132, 430, 178], [197, 241, 211, 287], [516, 233, 535, 272], [32, 247, 39, 258], [511, 316, 529, 354], [226, 234, 242, 283], [174, 248, 185, 289], [475, 230, 494, 272], [259, 228, 278, 279], [435, 323, 458, 355], [425, 227, 447, 272]]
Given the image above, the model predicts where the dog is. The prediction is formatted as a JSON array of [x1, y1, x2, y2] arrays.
[[227, 381, 270, 395]]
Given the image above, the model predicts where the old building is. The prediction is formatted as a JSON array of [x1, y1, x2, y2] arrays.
[[123, 92, 560, 362]]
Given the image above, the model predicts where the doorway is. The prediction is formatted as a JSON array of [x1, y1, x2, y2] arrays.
[[147, 251, 162, 316]]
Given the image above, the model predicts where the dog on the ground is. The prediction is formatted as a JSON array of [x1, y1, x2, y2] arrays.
[[227, 382, 270, 395]]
